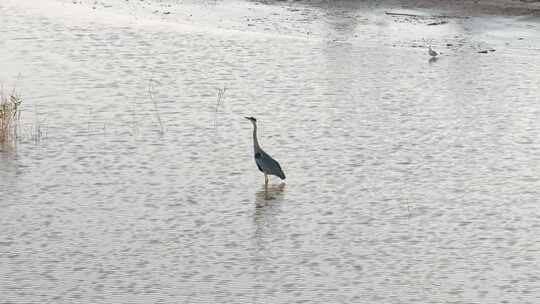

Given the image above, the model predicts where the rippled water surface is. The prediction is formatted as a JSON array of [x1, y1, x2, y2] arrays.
[[1, 0, 540, 303]]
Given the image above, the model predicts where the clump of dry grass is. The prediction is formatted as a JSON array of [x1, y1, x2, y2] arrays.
[[0, 88, 22, 145]]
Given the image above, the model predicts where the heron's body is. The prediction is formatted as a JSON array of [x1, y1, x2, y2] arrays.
[[245, 117, 286, 187], [428, 46, 438, 57], [254, 149, 286, 180]]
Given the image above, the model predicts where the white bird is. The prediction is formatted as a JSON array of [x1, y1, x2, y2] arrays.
[[428, 45, 439, 57]]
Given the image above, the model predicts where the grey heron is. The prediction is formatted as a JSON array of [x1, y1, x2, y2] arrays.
[[245, 116, 286, 188]]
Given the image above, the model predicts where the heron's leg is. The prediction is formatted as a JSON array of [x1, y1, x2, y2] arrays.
[[264, 174, 269, 188]]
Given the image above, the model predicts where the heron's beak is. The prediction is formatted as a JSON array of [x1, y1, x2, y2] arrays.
[[244, 117, 251, 120]]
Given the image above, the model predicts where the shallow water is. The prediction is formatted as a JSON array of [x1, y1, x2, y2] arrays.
[[1, 0, 540, 303]]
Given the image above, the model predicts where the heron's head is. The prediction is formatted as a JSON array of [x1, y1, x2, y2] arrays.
[[244, 116, 257, 123]]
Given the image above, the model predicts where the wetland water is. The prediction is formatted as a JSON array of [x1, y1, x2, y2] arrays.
[[1, 0, 540, 303]]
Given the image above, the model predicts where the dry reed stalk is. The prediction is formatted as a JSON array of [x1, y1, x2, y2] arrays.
[[0, 88, 22, 145], [148, 79, 164, 135]]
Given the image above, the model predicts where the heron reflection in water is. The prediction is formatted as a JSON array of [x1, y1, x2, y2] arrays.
[[255, 183, 286, 204]]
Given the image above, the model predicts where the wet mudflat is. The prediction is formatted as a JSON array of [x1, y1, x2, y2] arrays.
[[1, 0, 540, 303]]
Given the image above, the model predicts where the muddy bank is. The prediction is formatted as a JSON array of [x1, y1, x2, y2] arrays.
[[257, 0, 540, 16], [395, 0, 540, 16]]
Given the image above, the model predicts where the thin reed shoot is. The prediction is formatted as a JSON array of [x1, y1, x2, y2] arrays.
[[213, 87, 226, 129], [148, 79, 164, 135]]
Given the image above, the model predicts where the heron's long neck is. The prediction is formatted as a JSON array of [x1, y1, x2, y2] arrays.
[[252, 123, 261, 151]]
